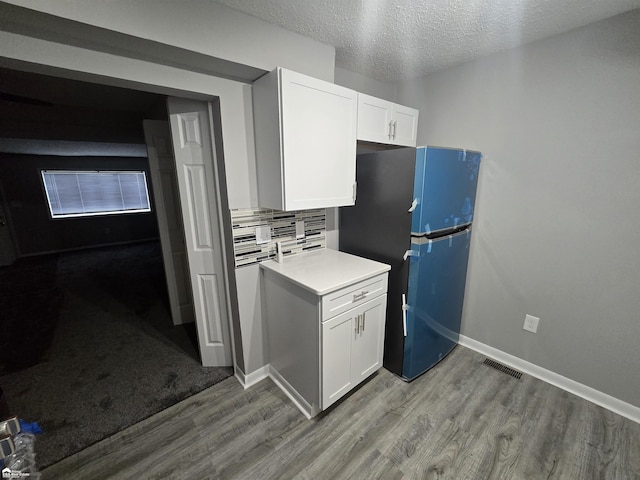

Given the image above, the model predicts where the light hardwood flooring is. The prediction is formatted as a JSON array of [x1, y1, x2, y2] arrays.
[[42, 346, 640, 479]]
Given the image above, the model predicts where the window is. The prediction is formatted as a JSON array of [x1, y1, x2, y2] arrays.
[[41, 170, 152, 218]]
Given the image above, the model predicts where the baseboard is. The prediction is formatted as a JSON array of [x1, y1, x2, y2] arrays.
[[233, 367, 246, 387], [234, 365, 269, 389], [459, 335, 640, 425], [268, 366, 316, 419]]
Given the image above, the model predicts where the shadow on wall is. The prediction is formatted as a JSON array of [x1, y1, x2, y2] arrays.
[[583, 8, 640, 64]]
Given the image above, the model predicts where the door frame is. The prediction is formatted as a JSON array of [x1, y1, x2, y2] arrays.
[[0, 31, 253, 374], [0, 181, 19, 266]]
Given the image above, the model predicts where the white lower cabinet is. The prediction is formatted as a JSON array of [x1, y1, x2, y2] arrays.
[[260, 251, 389, 419], [322, 294, 387, 409]]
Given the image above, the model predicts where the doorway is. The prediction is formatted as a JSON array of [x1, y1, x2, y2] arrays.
[[0, 68, 234, 467]]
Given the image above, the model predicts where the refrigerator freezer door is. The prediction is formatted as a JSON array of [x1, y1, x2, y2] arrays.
[[402, 229, 472, 380], [411, 147, 481, 236]]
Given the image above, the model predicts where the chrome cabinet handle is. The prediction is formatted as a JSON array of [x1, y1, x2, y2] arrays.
[[362, 312, 366, 332], [355, 314, 360, 334], [388, 121, 394, 140], [353, 291, 369, 302], [392, 120, 397, 139]]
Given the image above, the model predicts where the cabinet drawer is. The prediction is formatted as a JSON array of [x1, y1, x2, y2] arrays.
[[321, 273, 388, 321]]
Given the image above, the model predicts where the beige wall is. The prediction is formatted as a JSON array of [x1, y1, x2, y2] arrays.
[[397, 10, 640, 408]]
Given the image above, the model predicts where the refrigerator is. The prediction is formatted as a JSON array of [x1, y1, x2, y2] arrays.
[[339, 146, 481, 381]]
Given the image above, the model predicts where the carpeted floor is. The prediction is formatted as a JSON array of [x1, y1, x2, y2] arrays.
[[0, 241, 233, 469]]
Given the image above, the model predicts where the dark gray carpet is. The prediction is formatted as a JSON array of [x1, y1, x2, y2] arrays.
[[0, 242, 233, 469]]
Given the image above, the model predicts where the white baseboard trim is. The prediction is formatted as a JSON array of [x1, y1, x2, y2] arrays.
[[459, 335, 640, 425], [268, 366, 316, 419], [234, 365, 269, 389]]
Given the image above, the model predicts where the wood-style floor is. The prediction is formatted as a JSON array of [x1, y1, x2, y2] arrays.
[[42, 346, 640, 480]]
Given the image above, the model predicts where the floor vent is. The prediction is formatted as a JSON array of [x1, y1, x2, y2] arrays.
[[483, 358, 523, 380]]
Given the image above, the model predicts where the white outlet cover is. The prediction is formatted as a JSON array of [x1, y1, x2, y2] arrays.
[[523, 314, 540, 333]]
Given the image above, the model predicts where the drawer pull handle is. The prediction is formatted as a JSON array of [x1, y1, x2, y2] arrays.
[[353, 291, 369, 302]]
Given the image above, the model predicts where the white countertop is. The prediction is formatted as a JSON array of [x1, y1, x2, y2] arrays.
[[259, 248, 390, 296]]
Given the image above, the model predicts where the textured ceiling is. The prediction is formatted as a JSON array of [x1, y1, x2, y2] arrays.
[[213, 0, 640, 82]]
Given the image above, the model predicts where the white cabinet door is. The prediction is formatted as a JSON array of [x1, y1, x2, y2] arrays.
[[356, 93, 394, 144], [351, 294, 387, 383], [391, 104, 419, 147], [322, 308, 355, 409], [280, 69, 358, 210], [253, 68, 358, 211]]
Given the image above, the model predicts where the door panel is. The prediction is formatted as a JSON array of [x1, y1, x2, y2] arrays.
[[280, 69, 357, 210], [412, 147, 481, 235], [322, 311, 354, 409], [351, 295, 387, 382], [391, 104, 419, 147], [403, 230, 471, 380], [356, 93, 393, 143], [168, 98, 232, 366], [143, 120, 194, 326]]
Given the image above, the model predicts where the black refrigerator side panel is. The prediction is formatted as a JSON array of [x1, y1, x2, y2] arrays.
[[339, 147, 416, 376]]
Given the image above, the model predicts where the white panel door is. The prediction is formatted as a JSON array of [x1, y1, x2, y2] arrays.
[[167, 98, 232, 366], [322, 310, 355, 409], [280, 68, 357, 210], [143, 120, 194, 327], [351, 295, 387, 383], [356, 93, 394, 144], [391, 104, 419, 147]]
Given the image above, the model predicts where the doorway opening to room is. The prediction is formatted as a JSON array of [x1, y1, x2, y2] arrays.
[[0, 68, 233, 468]]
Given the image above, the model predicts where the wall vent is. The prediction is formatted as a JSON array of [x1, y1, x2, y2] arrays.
[[483, 358, 523, 380]]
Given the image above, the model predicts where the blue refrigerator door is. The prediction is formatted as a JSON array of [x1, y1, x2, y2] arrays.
[[411, 147, 481, 235], [402, 228, 472, 380]]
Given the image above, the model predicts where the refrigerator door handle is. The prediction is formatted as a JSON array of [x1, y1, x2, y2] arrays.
[[402, 294, 408, 337], [408, 198, 418, 213], [403, 250, 419, 261]]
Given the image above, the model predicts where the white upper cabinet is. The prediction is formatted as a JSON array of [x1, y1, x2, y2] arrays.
[[357, 93, 419, 147], [253, 68, 358, 211]]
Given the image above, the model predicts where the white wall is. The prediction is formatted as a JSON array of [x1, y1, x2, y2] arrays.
[[1, 0, 335, 82], [397, 10, 640, 408], [334, 66, 397, 102]]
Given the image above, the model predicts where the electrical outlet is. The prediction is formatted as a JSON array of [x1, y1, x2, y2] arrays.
[[523, 314, 540, 333]]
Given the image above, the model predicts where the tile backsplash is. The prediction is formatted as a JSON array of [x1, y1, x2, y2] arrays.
[[230, 208, 326, 268]]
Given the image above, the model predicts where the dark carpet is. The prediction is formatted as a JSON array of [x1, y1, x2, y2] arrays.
[[0, 241, 233, 469]]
